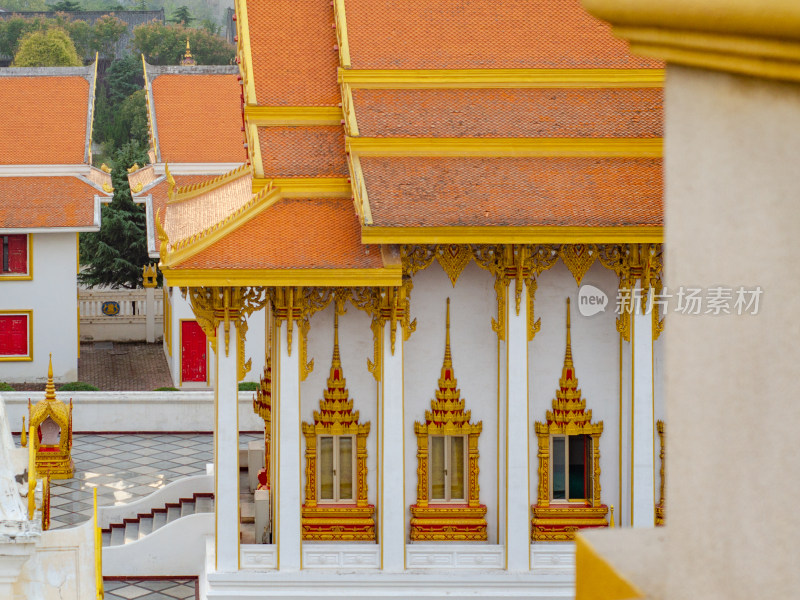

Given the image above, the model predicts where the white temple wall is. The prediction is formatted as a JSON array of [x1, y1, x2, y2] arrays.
[[528, 262, 621, 522], [302, 304, 379, 511], [165, 289, 265, 389], [0, 233, 79, 383], [404, 262, 499, 544]]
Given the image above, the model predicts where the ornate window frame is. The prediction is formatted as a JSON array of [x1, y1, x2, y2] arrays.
[[0, 233, 32, 281], [301, 312, 374, 541], [410, 298, 487, 541], [532, 299, 608, 541]]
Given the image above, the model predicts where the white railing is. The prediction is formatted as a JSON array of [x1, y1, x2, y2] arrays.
[[79, 289, 163, 342], [79, 289, 163, 323]]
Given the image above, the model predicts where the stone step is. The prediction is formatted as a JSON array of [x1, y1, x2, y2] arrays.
[[109, 526, 124, 547], [138, 516, 153, 538], [124, 521, 139, 545], [101, 529, 111, 547], [241, 501, 255, 524], [196, 496, 214, 513], [180, 500, 195, 518], [166, 505, 181, 523], [151, 510, 167, 532]]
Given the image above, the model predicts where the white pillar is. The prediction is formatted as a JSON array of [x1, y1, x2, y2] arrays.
[[215, 319, 240, 572], [380, 320, 405, 571], [145, 287, 155, 343], [631, 286, 655, 528], [505, 282, 530, 570], [276, 319, 301, 571]]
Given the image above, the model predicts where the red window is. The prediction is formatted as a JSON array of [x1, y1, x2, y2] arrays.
[[2, 235, 28, 275], [0, 314, 29, 356]]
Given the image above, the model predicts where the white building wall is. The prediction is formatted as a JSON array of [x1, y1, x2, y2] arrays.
[[528, 262, 621, 523], [165, 289, 266, 389], [404, 262, 499, 544], [302, 304, 379, 511], [0, 233, 79, 383]]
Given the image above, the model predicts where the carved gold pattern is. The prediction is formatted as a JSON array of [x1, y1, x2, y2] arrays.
[[436, 244, 473, 287], [253, 360, 271, 489], [183, 287, 265, 362], [301, 312, 374, 540], [26, 355, 74, 479], [558, 244, 598, 286], [532, 299, 608, 541], [410, 299, 487, 541], [131, 181, 143, 193], [656, 420, 665, 526]]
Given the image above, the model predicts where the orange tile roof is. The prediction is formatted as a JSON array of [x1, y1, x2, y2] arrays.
[[359, 156, 663, 227], [174, 198, 384, 270], [258, 127, 348, 178], [344, 0, 662, 69], [0, 177, 100, 228], [352, 88, 663, 138], [0, 76, 89, 165], [151, 74, 246, 163], [247, 0, 341, 106]]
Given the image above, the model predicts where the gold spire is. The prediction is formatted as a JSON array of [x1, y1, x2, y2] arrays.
[[443, 297, 452, 368], [565, 297, 573, 368], [44, 354, 56, 402], [180, 38, 196, 66], [331, 311, 341, 367]]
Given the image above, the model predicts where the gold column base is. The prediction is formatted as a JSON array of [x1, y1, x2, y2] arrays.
[[410, 504, 488, 541], [301, 504, 376, 541]]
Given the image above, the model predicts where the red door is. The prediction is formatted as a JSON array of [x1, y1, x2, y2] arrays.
[[181, 321, 207, 383]]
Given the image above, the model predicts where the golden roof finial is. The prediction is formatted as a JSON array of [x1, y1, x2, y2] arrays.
[[180, 37, 196, 66], [443, 297, 452, 368], [565, 297, 573, 368], [44, 353, 56, 402]]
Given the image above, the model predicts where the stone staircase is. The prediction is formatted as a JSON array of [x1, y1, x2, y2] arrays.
[[102, 493, 214, 548]]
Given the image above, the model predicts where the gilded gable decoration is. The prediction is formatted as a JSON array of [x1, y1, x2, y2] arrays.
[[410, 298, 487, 541], [532, 299, 608, 541], [22, 355, 74, 479], [301, 312, 374, 541]]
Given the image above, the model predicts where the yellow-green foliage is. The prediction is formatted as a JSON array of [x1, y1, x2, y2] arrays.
[[12, 28, 82, 67]]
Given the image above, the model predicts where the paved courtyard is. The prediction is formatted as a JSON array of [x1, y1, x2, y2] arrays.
[[11, 431, 261, 599]]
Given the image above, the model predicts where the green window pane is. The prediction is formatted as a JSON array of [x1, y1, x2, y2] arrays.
[[450, 436, 465, 501], [319, 436, 334, 500], [339, 436, 353, 501], [552, 436, 566, 500], [569, 435, 586, 500], [430, 436, 445, 500]]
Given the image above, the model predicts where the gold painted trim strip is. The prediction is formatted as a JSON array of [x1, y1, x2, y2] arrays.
[[247, 122, 263, 178], [169, 164, 250, 204], [347, 137, 663, 157], [252, 177, 352, 197], [348, 154, 373, 225], [361, 226, 664, 244], [235, 0, 257, 106], [338, 68, 665, 88], [333, 0, 351, 69], [244, 105, 343, 126], [161, 267, 402, 287], [0, 310, 33, 362]]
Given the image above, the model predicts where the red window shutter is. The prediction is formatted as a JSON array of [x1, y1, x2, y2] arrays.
[[7, 235, 27, 274], [0, 315, 28, 356]]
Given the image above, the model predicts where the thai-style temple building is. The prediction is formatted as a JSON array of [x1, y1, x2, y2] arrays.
[[0, 63, 112, 384], [138, 0, 666, 596]]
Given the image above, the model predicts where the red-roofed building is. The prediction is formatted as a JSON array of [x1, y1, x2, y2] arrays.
[[0, 65, 112, 384]]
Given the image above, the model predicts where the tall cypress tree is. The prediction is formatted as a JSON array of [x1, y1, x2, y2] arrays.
[[79, 142, 151, 289]]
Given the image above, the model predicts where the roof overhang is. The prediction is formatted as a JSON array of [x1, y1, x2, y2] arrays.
[[161, 266, 402, 287], [360, 225, 664, 244]]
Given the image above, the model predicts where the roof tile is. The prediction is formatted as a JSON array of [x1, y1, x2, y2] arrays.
[[360, 156, 663, 228], [0, 177, 99, 228], [258, 127, 348, 178]]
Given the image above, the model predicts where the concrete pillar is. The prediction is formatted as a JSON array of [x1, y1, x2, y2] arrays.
[[214, 319, 240, 572], [631, 286, 655, 528], [276, 319, 301, 571], [145, 287, 155, 343], [380, 320, 405, 571], [505, 281, 530, 570]]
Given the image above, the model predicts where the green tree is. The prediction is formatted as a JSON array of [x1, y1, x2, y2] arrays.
[[169, 6, 193, 26], [49, 1, 83, 10], [79, 142, 151, 289], [0, 16, 50, 58], [12, 28, 82, 66], [200, 18, 219, 36], [90, 14, 126, 59], [1, 0, 48, 9], [132, 21, 235, 65]]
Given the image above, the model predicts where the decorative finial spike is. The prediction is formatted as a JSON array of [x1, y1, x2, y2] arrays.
[[610, 505, 615, 528], [44, 354, 57, 401], [564, 298, 573, 367], [48, 354, 53, 379], [444, 297, 452, 367], [332, 311, 341, 366]]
